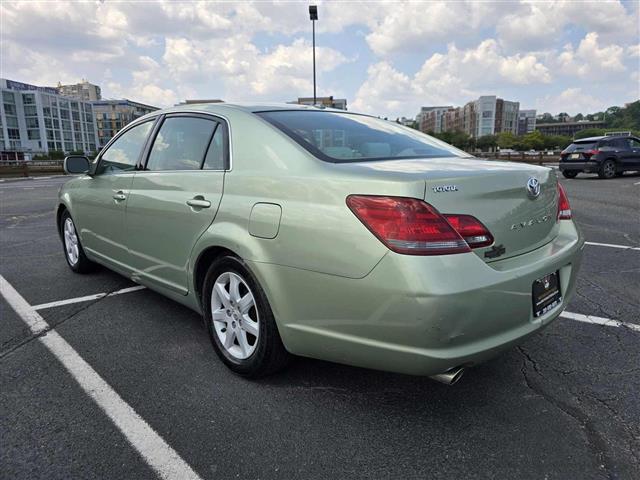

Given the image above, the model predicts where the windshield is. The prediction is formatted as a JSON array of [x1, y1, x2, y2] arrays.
[[257, 110, 468, 163], [565, 141, 598, 153]]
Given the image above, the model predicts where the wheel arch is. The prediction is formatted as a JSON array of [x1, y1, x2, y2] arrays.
[[193, 245, 240, 310], [56, 203, 69, 238]]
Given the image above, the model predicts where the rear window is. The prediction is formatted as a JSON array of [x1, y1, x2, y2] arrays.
[[257, 110, 466, 163], [565, 141, 598, 153]]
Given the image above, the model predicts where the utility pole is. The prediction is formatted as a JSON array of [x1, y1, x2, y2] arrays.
[[309, 5, 318, 105]]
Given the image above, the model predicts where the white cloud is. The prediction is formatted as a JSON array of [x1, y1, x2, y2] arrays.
[[353, 40, 551, 117], [557, 33, 626, 76], [536, 88, 605, 115]]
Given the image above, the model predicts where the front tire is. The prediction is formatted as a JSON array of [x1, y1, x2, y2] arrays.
[[598, 159, 616, 179], [60, 211, 95, 273], [562, 170, 579, 179], [202, 255, 289, 377]]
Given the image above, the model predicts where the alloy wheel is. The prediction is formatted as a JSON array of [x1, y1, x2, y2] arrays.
[[210, 272, 260, 360], [604, 161, 615, 178], [63, 217, 80, 266]]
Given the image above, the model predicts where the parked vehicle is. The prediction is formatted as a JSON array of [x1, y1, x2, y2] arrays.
[[559, 134, 640, 179], [58, 104, 584, 383]]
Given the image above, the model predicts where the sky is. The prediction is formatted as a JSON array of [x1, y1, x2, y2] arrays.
[[1, 0, 639, 119]]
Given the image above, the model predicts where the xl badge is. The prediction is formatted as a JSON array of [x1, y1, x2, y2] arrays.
[[526, 178, 541, 199]]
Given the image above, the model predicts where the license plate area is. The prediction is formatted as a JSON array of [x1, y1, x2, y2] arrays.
[[532, 271, 562, 317], [570, 153, 580, 159]]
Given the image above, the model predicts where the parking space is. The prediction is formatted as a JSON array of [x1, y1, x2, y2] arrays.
[[1, 173, 639, 479]]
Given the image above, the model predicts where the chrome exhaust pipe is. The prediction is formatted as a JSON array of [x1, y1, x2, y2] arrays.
[[429, 366, 465, 385]]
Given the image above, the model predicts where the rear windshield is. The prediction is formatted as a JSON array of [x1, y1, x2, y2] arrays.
[[565, 141, 598, 153], [257, 110, 467, 163]]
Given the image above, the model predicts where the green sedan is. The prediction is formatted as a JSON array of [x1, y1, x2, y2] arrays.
[[58, 103, 584, 384]]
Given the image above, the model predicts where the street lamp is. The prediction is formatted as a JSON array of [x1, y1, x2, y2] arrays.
[[309, 5, 318, 105]]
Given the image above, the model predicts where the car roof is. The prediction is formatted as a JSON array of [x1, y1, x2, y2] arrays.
[[159, 102, 350, 115], [573, 136, 606, 142]]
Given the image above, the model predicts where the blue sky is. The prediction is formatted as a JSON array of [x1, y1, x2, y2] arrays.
[[2, 1, 639, 118]]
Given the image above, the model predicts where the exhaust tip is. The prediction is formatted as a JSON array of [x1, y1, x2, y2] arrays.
[[429, 366, 465, 385]]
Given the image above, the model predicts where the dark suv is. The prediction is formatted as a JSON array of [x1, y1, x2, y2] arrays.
[[559, 134, 640, 179]]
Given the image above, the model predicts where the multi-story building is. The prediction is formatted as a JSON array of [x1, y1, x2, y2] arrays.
[[57, 80, 102, 102], [293, 96, 347, 110], [443, 107, 464, 132], [535, 120, 605, 137], [0, 78, 98, 155], [469, 96, 519, 137], [417, 106, 453, 133], [518, 109, 537, 135], [92, 99, 159, 147]]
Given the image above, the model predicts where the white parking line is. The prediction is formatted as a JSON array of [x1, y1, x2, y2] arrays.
[[585, 241, 640, 251], [33, 285, 146, 311], [0, 275, 202, 480], [561, 311, 640, 332]]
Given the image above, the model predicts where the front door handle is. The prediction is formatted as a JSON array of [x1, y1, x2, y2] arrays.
[[113, 191, 127, 201], [187, 197, 211, 209]]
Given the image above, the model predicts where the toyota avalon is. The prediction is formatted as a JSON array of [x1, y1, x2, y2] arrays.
[[58, 103, 584, 384]]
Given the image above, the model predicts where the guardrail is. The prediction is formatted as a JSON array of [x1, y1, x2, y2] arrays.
[[471, 152, 560, 165], [0, 160, 64, 178]]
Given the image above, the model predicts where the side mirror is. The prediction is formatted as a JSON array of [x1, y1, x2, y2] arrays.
[[64, 155, 91, 175]]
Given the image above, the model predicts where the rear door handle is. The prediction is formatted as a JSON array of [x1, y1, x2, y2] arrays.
[[187, 197, 211, 209], [113, 191, 127, 201]]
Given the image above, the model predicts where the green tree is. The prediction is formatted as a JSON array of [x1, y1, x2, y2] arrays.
[[497, 131, 517, 149], [522, 131, 545, 150], [543, 135, 572, 150], [476, 134, 497, 151], [574, 128, 605, 139]]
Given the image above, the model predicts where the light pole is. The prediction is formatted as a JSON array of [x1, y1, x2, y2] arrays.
[[309, 5, 318, 105]]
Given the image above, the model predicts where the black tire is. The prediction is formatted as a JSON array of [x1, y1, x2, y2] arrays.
[[60, 210, 95, 273], [202, 255, 289, 377], [598, 159, 617, 179], [562, 170, 579, 179]]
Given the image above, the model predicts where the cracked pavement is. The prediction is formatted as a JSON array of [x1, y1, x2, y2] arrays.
[[1, 173, 639, 479]]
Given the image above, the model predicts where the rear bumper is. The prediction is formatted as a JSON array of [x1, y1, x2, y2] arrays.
[[249, 221, 585, 376], [560, 161, 599, 173]]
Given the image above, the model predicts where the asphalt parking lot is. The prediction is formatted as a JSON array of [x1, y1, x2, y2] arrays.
[[1, 172, 639, 480]]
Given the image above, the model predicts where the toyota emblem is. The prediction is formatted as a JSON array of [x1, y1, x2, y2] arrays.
[[527, 178, 541, 199]]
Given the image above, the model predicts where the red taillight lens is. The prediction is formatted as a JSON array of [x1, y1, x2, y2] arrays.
[[585, 149, 600, 156], [346, 195, 470, 255], [443, 214, 494, 248], [557, 183, 572, 220]]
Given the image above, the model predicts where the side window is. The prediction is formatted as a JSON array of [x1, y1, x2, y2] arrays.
[[96, 121, 153, 175], [203, 125, 226, 170], [627, 139, 640, 149], [613, 139, 630, 150], [146, 117, 217, 171]]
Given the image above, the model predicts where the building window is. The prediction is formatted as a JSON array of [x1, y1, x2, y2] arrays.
[[24, 105, 38, 116], [26, 118, 39, 128], [28, 129, 41, 140], [4, 103, 17, 115], [6, 116, 18, 128], [22, 93, 36, 104], [2, 91, 15, 103], [8, 128, 21, 139]]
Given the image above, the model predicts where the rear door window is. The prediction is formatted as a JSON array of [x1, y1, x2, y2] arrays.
[[202, 125, 226, 170], [146, 117, 217, 171]]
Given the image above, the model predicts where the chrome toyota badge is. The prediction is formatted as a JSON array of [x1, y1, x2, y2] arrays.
[[526, 177, 541, 199]]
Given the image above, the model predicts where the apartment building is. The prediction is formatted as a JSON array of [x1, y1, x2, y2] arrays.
[[421, 96, 519, 138], [416, 106, 453, 134], [535, 120, 605, 137], [518, 109, 537, 135], [92, 99, 159, 147], [0, 78, 98, 155], [293, 96, 347, 110], [57, 80, 102, 102]]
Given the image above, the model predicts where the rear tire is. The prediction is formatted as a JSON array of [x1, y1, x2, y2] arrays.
[[60, 211, 95, 273], [562, 170, 579, 179], [598, 159, 616, 179], [202, 255, 289, 378]]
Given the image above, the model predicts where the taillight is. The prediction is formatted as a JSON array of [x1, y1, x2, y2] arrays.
[[557, 183, 572, 220], [443, 214, 494, 248], [346, 195, 470, 255], [585, 149, 600, 156]]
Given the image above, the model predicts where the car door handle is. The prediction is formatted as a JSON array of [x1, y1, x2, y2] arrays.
[[113, 191, 127, 201], [186, 198, 211, 209]]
